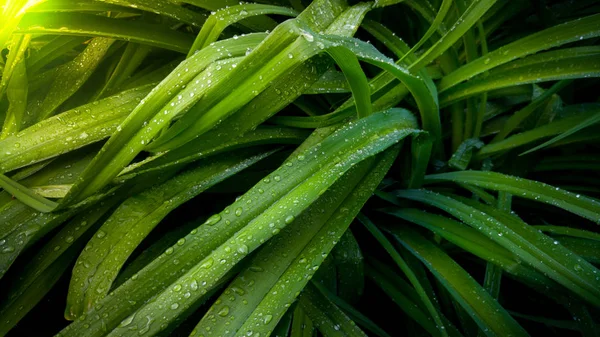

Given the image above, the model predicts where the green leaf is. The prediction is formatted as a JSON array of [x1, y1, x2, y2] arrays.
[[439, 13, 600, 91], [117, 126, 309, 183], [0, 85, 153, 174], [491, 80, 573, 143], [58, 33, 266, 206], [424, 171, 600, 222], [0, 174, 59, 212], [312, 281, 393, 337], [358, 213, 449, 337], [17, 13, 195, 53], [0, 0, 45, 49], [94, 0, 207, 27], [448, 138, 484, 170], [366, 262, 456, 337], [520, 109, 600, 155], [440, 53, 600, 106], [2, 47, 29, 138], [189, 150, 376, 337], [407, 133, 433, 188], [318, 34, 441, 150], [536, 225, 600, 243], [383, 208, 521, 272], [0, 201, 117, 336], [291, 305, 315, 337], [188, 3, 297, 55], [95, 42, 152, 99], [392, 189, 600, 307], [400, 0, 452, 63], [389, 227, 530, 337], [477, 110, 600, 158], [30, 37, 116, 122], [410, 0, 498, 70], [0, 33, 31, 99], [65, 148, 275, 318], [331, 230, 364, 304], [299, 282, 368, 337], [58, 108, 418, 337]]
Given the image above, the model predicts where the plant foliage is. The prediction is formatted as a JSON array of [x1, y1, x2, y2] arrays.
[[0, 0, 599, 336]]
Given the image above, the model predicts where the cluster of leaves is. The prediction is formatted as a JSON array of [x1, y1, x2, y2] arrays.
[[0, 0, 599, 336]]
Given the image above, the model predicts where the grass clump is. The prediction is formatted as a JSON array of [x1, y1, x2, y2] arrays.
[[0, 0, 599, 336]]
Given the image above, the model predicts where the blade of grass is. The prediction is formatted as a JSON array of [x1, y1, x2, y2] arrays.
[[26, 36, 87, 74], [30, 37, 116, 122], [410, 0, 498, 70], [58, 33, 266, 207], [96, 0, 207, 27], [0, 201, 117, 337], [366, 263, 460, 337], [58, 108, 418, 337], [17, 12, 195, 53], [0, 33, 31, 98], [66, 148, 275, 318], [521, 109, 600, 155], [189, 151, 375, 337], [299, 282, 368, 337], [392, 189, 600, 307], [95, 42, 152, 99], [235, 149, 398, 337], [389, 227, 530, 337], [0, 85, 153, 174], [291, 305, 315, 337], [400, 0, 452, 63], [424, 171, 600, 222], [188, 3, 297, 55], [331, 230, 364, 304], [477, 110, 600, 158], [439, 13, 600, 91], [535, 225, 600, 242], [102, 116, 408, 337], [358, 213, 449, 337], [491, 80, 573, 143], [0, 174, 59, 212], [1, 53, 28, 138], [440, 53, 600, 107], [314, 284, 393, 337]]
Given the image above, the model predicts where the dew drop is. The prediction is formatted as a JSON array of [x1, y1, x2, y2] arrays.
[[201, 259, 214, 269], [205, 214, 221, 225], [119, 314, 136, 327], [237, 244, 249, 254], [2, 246, 15, 253], [231, 286, 245, 295], [218, 306, 230, 317], [235, 208, 243, 216]]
